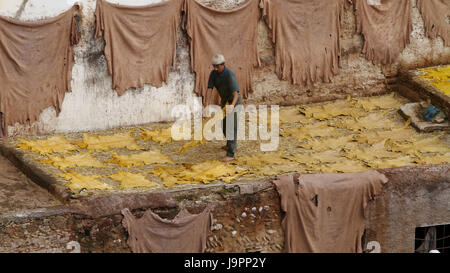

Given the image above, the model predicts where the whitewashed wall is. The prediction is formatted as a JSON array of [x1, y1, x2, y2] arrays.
[[0, 0, 199, 137], [0, 0, 449, 136]]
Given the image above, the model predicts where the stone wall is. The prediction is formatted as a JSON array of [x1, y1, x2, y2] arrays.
[[365, 165, 450, 253], [0, 0, 449, 137], [1, 165, 448, 253]]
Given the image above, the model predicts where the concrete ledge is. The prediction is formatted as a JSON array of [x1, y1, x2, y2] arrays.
[[0, 180, 274, 221], [0, 164, 448, 252], [398, 69, 450, 117], [366, 164, 450, 253], [0, 143, 73, 204]]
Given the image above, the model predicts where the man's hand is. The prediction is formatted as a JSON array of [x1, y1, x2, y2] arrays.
[[204, 88, 213, 106], [226, 91, 239, 115]]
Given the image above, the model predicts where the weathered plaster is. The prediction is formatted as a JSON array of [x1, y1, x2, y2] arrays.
[[0, 0, 199, 137], [247, 0, 450, 105], [0, 0, 449, 136], [366, 165, 450, 253]]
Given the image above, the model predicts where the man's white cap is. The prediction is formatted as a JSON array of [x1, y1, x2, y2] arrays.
[[212, 54, 225, 65]]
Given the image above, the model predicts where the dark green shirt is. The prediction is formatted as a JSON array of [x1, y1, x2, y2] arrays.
[[208, 66, 243, 108]]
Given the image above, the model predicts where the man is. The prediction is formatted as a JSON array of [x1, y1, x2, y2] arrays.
[[207, 54, 243, 162]]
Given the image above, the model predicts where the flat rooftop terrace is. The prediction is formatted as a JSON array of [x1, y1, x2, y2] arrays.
[[0, 93, 448, 204], [0, 88, 448, 253]]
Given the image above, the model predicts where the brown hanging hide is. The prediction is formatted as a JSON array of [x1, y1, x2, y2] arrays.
[[94, 0, 184, 95], [182, 0, 260, 106], [273, 171, 388, 253], [260, 0, 346, 87], [417, 0, 450, 47], [354, 0, 413, 65], [121, 205, 214, 253], [0, 5, 81, 138]]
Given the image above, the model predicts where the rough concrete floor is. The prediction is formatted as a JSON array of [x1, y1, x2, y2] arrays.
[[3, 93, 449, 203]]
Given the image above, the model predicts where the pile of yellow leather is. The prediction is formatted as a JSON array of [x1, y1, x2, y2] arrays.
[[235, 151, 298, 176], [109, 171, 158, 188], [58, 171, 113, 191], [78, 132, 141, 151], [299, 97, 367, 120], [139, 127, 173, 145], [11, 93, 450, 195], [278, 106, 314, 124], [16, 135, 78, 155], [57, 170, 159, 190], [353, 93, 405, 111], [178, 139, 206, 153], [419, 65, 450, 96], [256, 93, 449, 173], [106, 150, 174, 167], [139, 118, 211, 152], [151, 161, 247, 187], [140, 126, 202, 152], [333, 112, 398, 132], [40, 152, 107, 169]]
